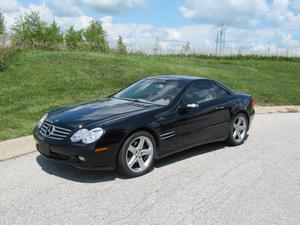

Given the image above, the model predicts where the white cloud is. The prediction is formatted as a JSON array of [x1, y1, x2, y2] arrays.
[[1, 0, 149, 19], [277, 31, 299, 47], [43, 0, 148, 16], [82, 0, 148, 13], [101, 16, 162, 50], [291, 0, 300, 11], [102, 16, 300, 56], [177, 0, 300, 52], [46, 0, 83, 17], [179, 0, 300, 32], [273, 1, 300, 28], [179, 0, 269, 27], [165, 29, 182, 41], [45, 0, 148, 17], [2, 2, 93, 30], [102, 16, 214, 51], [0, 0, 19, 12]]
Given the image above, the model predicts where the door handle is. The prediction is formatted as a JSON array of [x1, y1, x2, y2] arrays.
[[186, 103, 199, 108], [216, 105, 225, 110]]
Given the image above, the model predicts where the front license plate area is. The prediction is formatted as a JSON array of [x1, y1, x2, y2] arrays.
[[39, 142, 50, 156]]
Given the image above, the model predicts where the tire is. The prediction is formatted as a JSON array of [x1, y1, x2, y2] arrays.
[[227, 113, 248, 146], [117, 131, 156, 177]]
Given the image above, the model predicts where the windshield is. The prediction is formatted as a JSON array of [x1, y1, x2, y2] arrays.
[[113, 78, 186, 106]]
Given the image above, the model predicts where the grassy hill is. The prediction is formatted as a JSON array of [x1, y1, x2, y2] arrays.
[[0, 50, 300, 141]]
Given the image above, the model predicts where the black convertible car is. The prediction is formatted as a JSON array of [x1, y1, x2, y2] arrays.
[[34, 75, 255, 177]]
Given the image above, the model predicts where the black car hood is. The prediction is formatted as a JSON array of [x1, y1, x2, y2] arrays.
[[47, 98, 160, 129]]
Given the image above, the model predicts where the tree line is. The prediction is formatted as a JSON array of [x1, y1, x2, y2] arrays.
[[0, 11, 127, 54], [0, 11, 190, 70]]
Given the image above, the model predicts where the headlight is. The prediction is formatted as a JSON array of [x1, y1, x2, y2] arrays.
[[70, 127, 105, 144], [37, 113, 48, 128]]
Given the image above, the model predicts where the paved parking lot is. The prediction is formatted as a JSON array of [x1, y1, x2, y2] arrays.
[[0, 113, 299, 225]]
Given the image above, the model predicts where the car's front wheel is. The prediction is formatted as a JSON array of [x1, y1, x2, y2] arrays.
[[117, 131, 156, 177], [227, 113, 248, 146]]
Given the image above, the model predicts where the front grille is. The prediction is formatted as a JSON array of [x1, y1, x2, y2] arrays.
[[39, 120, 72, 140]]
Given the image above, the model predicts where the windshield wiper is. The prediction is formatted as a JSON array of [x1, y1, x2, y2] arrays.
[[112, 96, 161, 106], [133, 99, 154, 105]]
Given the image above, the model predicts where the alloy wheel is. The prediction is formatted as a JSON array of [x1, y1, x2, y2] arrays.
[[126, 136, 154, 173], [232, 116, 247, 143]]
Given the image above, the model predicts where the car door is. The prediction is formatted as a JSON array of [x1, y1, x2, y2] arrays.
[[174, 80, 231, 151]]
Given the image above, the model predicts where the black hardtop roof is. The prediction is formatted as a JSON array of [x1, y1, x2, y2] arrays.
[[148, 75, 207, 83]]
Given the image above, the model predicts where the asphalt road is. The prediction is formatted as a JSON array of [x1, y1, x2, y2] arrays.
[[0, 113, 299, 225]]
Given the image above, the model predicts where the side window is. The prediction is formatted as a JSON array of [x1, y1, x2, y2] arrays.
[[212, 83, 229, 99], [182, 81, 229, 104]]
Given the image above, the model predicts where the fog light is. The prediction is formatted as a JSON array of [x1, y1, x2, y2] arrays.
[[78, 156, 86, 162]]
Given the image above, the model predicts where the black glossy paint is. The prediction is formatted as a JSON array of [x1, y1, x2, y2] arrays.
[[33, 75, 255, 170]]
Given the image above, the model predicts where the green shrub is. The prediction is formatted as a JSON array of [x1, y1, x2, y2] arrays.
[[83, 20, 109, 52], [12, 11, 46, 48], [10, 12, 110, 52], [41, 21, 63, 50], [0, 12, 5, 35], [116, 36, 127, 54], [11, 11, 63, 50], [0, 46, 16, 71], [65, 26, 84, 50]]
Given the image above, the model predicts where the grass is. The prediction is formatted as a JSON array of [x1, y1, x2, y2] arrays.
[[0, 46, 17, 71], [0, 50, 299, 141]]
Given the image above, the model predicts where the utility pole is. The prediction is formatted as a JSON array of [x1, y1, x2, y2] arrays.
[[215, 23, 226, 56], [215, 31, 219, 55], [222, 26, 226, 55]]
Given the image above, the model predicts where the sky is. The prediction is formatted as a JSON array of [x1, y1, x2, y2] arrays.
[[1, 0, 300, 55]]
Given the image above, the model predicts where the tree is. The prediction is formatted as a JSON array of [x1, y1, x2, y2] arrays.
[[0, 12, 5, 35], [152, 38, 161, 55], [116, 36, 127, 54], [65, 25, 83, 50], [43, 21, 63, 49], [83, 20, 109, 52], [12, 11, 47, 48], [181, 42, 191, 55]]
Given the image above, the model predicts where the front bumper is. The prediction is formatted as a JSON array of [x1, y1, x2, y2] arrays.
[[33, 128, 117, 170]]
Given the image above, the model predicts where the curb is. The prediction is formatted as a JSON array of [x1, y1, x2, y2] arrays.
[[255, 106, 300, 114], [0, 136, 36, 161], [0, 106, 299, 161]]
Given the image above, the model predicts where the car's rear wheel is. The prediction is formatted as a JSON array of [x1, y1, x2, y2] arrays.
[[118, 131, 156, 177], [227, 113, 248, 146]]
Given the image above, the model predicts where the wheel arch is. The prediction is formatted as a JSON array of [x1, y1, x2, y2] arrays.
[[116, 126, 160, 163], [129, 127, 160, 148], [234, 110, 250, 129]]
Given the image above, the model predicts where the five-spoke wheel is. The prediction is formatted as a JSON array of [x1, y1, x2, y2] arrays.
[[118, 131, 156, 177], [126, 136, 154, 173], [228, 113, 248, 145]]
